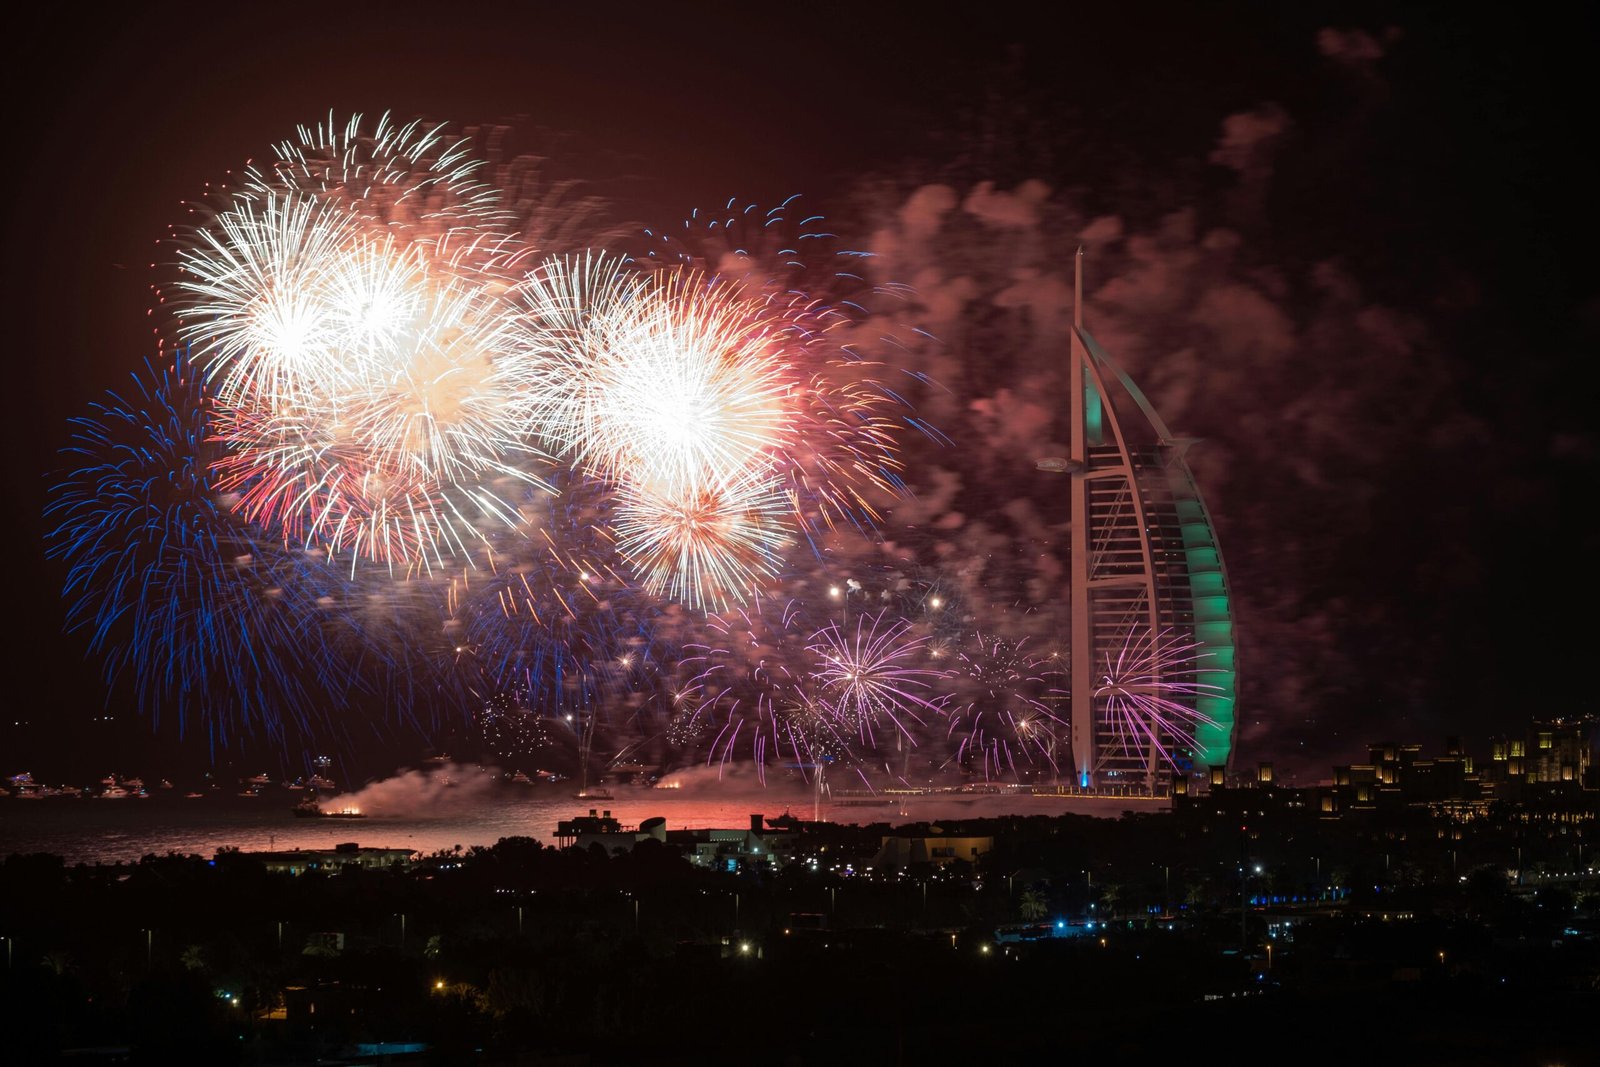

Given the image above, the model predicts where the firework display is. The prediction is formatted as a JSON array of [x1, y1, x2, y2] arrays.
[[675, 597, 846, 782], [509, 253, 905, 608], [808, 609, 943, 748], [1088, 626, 1221, 779], [45, 361, 371, 749], [48, 111, 1223, 790], [172, 134, 546, 568], [944, 633, 1066, 782]]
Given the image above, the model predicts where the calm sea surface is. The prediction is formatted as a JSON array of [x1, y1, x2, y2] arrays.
[[0, 782, 1158, 865]]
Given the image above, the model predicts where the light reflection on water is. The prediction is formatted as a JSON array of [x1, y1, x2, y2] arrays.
[[0, 787, 1153, 865]]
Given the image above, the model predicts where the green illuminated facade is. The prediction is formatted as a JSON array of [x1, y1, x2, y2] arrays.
[[1064, 263, 1237, 789]]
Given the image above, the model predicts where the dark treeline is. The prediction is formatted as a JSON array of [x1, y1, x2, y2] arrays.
[[2, 807, 1598, 1064]]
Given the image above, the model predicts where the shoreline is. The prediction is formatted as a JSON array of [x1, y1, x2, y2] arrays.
[[0, 786, 1166, 867]]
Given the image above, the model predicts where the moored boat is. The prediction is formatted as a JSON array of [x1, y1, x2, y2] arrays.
[[292, 797, 365, 819]]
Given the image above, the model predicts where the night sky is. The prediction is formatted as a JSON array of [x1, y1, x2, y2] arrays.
[[3, 2, 1595, 783]]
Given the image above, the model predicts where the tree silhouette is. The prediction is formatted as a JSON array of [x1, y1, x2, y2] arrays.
[[1018, 887, 1047, 921]]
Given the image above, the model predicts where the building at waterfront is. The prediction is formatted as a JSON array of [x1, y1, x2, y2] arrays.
[[557, 810, 796, 870], [247, 842, 417, 876], [1057, 254, 1238, 791]]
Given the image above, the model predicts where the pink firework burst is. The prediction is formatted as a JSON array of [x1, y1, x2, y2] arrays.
[[808, 609, 943, 749], [677, 598, 849, 783], [1086, 626, 1221, 776]]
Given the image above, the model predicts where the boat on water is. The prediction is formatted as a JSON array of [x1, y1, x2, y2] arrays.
[[573, 789, 615, 801], [293, 797, 365, 819], [15, 785, 84, 799]]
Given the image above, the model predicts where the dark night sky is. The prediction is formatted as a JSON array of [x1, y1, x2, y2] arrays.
[[2, 2, 1595, 781]]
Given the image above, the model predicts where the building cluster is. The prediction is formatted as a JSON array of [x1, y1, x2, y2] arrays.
[[554, 808, 994, 874], [248, 841, 419, 876], [1179, 717, 1598, 823], [1171, 721, 1599, 902]]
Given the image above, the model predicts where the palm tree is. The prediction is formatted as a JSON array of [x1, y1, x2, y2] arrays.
[[1019, 887, 1048, 921], [1098, 883, 1122, 920], [40, 949, 74, 977]]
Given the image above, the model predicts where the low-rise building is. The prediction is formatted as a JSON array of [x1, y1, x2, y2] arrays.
[[874, 825, 994, 868], [244, 841, 416, 876]]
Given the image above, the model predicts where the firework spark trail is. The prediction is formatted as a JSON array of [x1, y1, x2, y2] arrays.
[[442, 474, 674, 744], [271, 111, 513, 240], [171, 114, 557, 569], [565, 269, 792, 494], [510, 251, 908, 609], [174, 194, 368, 407], [942, 633, 1065, 782], [54, 115, 942, 771], [677, 597, 851, 784], [641, 199, 919, 534], [452, 567, 661, 724], [44, 360, 378, 749], [189, 227, 553, 569], [610, 471, 791, 610], [475, 686, 560, 761], [512, 259, 796, 608], [1086, 626, 1220, 774], [808, 609, 943, 748]]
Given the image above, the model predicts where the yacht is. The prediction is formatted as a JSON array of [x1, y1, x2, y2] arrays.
[[292, 796, 365, 819]]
